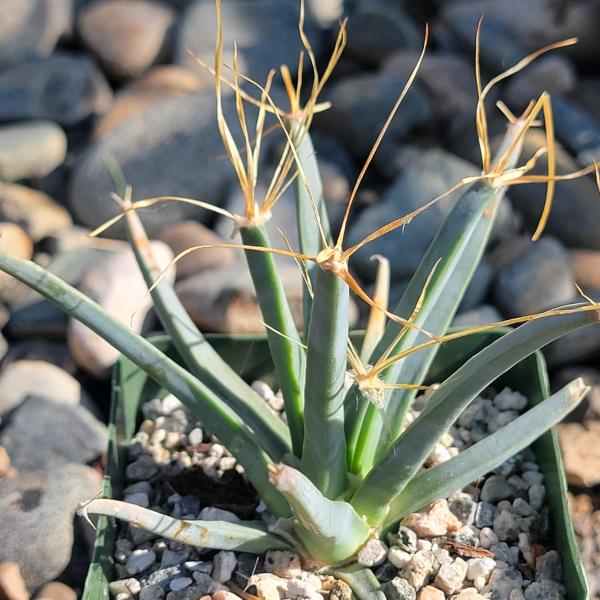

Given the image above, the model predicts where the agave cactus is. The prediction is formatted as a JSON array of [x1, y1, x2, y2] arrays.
[[0, 4, 598, 597]]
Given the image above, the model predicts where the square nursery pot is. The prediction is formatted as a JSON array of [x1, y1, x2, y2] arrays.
[[82, 330, 588, 600]]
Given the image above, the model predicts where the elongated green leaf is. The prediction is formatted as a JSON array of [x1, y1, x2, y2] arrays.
[[346, 181, 502, 475], [124, 208, 291, 460], [350, 307, 600, 525], [81, 499, 290, 553], [240, 225, 306, 456], [346, 125, 524, 476], [270, 464, 370, 564], [301, 269, 349, 499], [386, 378, 589, 525], [290, 122, 332, 331], [326, 565, 386, 600], [0, 252, 290, 516]]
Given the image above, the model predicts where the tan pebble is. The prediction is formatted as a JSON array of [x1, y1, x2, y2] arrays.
[[0, 447, 11, 478], [402, 513, 447, 538], [264, 550, 302, 579], [0, 563, 29, 600], [34, 582, 76, 600], [451, 589, 487, 599], [418, 585, 445, 600], [434, 558, 468, 594], [212, 593, 243, 600], [428, 499, 462, 533], [247, 573, 287, 600], [318, 575, 336, 591]]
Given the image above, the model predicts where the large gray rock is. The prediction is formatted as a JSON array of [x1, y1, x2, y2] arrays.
[[504, 55, 576, 110], [382, 51, 478, 128], [0, 0, 71, 69], [544, 289, 600, 368], [0, 52, 112, 125], [441, 0, 600, 67], [176, 0, 319, 86], [0, 396, 107, 471], [551, 94, 600, 165], [157, 220, 235, 280], [0, 464, 101, 591], [0, 223, 33, 305], [0, 121, 66, 182], [68, 242, 173, 377], [78, 0, 176, 79], [69, 91, 241, 236], [345, 0, 421, 66], [318, 70, 432, 158], [93, 65, 204, 140], [215, 182, 301, 258], [345, 147, 512, 281], [492, 237, 575, 317], [0, 360, 87, 418], [174, 260, 304, 333], [0, 183, 71, 242]]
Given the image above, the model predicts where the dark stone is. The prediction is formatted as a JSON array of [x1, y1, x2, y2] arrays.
[[0, 0, 72, 69], [345, 0, 421, 66], [385, 577, 416, 600], [396, 526, 418, 554], [318, 73, 432, 158], [504, 56, 576, 109], [0, 52, 112, 125], [544, 290, 600, 368], [69, 91, 241, 237], [0, 464, 101, 591], [492, 237, 574, 317], [480, 475, 515, 503], [176, 0, 320, 87], [508, 129, 600, 250], [551, 94, 600, 164], [373, 561, 397, 583], [459, 261, 493, 312], [0, 396, 107, 471], [475, 502, 498, 528], [345, 147, 489, 281]]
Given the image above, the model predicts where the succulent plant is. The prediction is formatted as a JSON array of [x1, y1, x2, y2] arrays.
[[0, 4, 598, 597]]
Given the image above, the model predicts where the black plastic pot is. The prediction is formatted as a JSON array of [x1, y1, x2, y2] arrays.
[[82, 331, 588, 599]]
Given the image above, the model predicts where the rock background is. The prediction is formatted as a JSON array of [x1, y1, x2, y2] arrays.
[[1, 0, 600, 597]]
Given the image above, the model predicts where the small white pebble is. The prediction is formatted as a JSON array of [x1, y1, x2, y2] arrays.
[[388, 547, 412, 569], [188, 427, 204, 445], [479, 527, 499, 548], [428, 442, 452, 465], [209, 444, 225, 458], [164, 431, 181, 449], [219, 457, 237, 471], [467, 557, 496, 581], [150, 429, 166, 444], [434, 557, 468, 594], [357, 539, 388, 567], [161, 394, 184, 414]]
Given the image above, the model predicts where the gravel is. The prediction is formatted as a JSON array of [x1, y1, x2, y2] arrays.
[[108, 383, 567, 599]]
